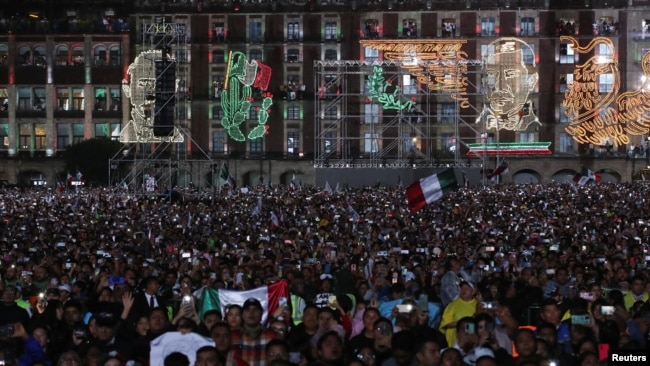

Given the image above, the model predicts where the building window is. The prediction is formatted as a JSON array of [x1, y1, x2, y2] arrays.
[[325, 21, 338, 41], [212, 22, 226, 43], [212, 105, 224, 120], [599, 73, 614, 93], [57, 87, 84, 111], [523, 44, 534, 65], [56, 45, 70, 65], [0, 45, 7, 65], [72, 88, 84, 110], [403, 132, 415, 153], [17, 88, 31, 111], [364, 133, 379, 153], [364, 104, 379, 124], [559, 132, 574, 153], [19, 124, 30, 149], [324, 131, 336, 154], [175, 49, 188, 64], [35, 124, 46, 149], [212, 50, 225, 64], [109, 45, 121, 66], [18, 45, 32, 66], [72, 123, 84, 144], [440, 133, 456, 152], [481, 17, 496, 36], [441, 103, 455, 124], [95, 123, 120, 140], [94, 45, 106, 66], [0, 123, 8, 149], [287, 48, 300, 63], [71, 45, 84, 66], [287, 22, 300, 41], [212, 130, 226, 153], [364, 47, 379, 62], [402, 19, 417, 37], [520, 132, 535, 142], [95, 87, 107, 110], [442, 19, 456, 37], [287, 74, 300, 86], [249, 21, 263, 43], [559, 74, 573, 93], [57, 124, 69, 148], [558, 103, 569, 123], [324, 106, 337, 120], [402, 74, 417, 94], [249, 48, 263, 61], [249, 104, 258, 120], [559, 43, 574, 64], [597, 42, 613, 64], [362, 19, 379, 38], [249, 137, 262, 154], [110, 88, 121, 111], [287, 131, 299, 155], [287, 106, 300, 120], [324, 49, 338, 61], [521, 17, 535, 36]]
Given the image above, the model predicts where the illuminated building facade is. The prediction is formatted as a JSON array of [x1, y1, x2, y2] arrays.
[[2, 0, 650, 186]]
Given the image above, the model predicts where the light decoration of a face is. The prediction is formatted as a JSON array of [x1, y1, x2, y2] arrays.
[[481, 37, 539, 132], [120, 50, 184, 143]]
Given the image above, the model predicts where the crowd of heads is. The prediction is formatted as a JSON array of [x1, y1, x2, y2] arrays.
[[1, 181, 650, 365]]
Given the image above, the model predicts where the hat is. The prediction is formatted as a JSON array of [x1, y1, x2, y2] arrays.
[[242, 298, 263, 311], [58, 284, 72, 293]]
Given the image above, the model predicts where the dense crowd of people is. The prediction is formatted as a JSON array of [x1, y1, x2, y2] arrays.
[[1, 181, 650, 366]]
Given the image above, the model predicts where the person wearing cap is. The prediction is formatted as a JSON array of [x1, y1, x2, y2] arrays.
[[230, 298, 278, 366], [58, 284, 72, 303], [439, 280, 477, 347]]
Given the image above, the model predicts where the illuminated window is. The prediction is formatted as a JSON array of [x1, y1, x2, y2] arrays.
[[520, 132, 535, 142], [287, 22, 300, 41], [287, 131, 299, 155], [558, 103, 569, 123], [523, 44, 534, 65], [364, 104, 379, 124], [442, 19, 456, 37], [559, 73, 573, 93], [287, 74, 300, 85], [287, 106, 300, 119], [324, 49, 338, 61], [440, 103, 455, 124], [94, 123, 120, 140], [402, 75, 417, 95], [33, 46, 46, 67], [0, 123, 8, 149], [362, 19, 379, 38], [521, 17, 535, 36], [212, 22, 226, 43], [35, 124, 46, 150], [109, 46, 121, 66], [212, 130, 226, 153], [95, 87, 107, 110], [598, 73, 614, 93], [110, 88, 121, 111], [559, 132, 574, 153], [559, 43, 574, 64], [364, 47, 379, 62], [440, 132, 456, 152], [19, 124, 30, 149], [324, 106, 337, 119], [402, 19, 417, 38], [249, 137, 262, 154], [249, 21, 263, 43], [481, 17, 496, 36], [56, 45, 70, 65], [324, 131, 337, 154], [364, 133, 379, 153], [325, 21, 338, 41], [72, 88, 84, 111], [403, 133, 416, 152], [212, 50, 225, 64], [249, 48, 263, 61], [598, 16, 614, 36], [71, 45, 84, 66], [57, 124, 69, 148], [287, 48, 300, 63]]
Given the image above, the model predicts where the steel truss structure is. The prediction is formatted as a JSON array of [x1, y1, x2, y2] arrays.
[[111, 18, 215, 195], [313, 59, 487, 169]]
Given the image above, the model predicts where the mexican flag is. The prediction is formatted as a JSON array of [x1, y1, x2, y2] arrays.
[[573, 168, 601, 186], [199, 280, 289, 324], [406, 169, 458, 212]]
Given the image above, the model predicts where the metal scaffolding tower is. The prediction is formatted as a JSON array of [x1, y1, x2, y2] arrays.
[[110, 17, 215, 195], [313, 59, 486, 169]]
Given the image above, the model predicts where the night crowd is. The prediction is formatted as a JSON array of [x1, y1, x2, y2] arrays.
[[1, 181, 650, 366]]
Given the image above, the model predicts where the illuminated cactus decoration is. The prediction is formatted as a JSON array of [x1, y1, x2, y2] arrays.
[[367, 66, 414, 111], [221, 51, 273, 141]]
